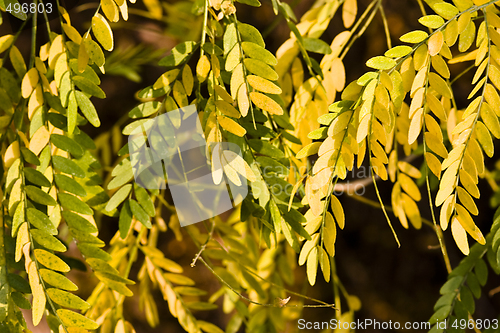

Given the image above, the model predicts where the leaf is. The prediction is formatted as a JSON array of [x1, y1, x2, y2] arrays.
[[73, 76, 106, 99], [217, 115, 246, 136], [119, 200, 133, 239], [57, 309, 99, 330], [31, 229, 67, 252], [385, 45, 413, 58], [60, 212, 97, 237], [92, 13, 114, 51], [47, 288, 90, 311], [238, 23, 265, 47], [419, 15, 445, 29], [215, 100, 240, 118], [50, 134, 84, 157], [0, 34, 14, 54], [129, 199, 151, 228], [366, 56, 397, 70], [134, 184, 155, 217], [27, 208, 58, 235], [342, 0, 357, 28], [54, 174, 87, 197], [52, 155, 85, 178], [83, 38, 105, 68], [306, 246, 318, 286], [21, 68, 38, 99], [302, 38, 332, 54], [247, 75, 282, 94], [106, 184, 132, 211], [451, 217, 469, 255], [296, 142, 321, 159], [75, 90, 100, 127], [24, 168, 51, 187], [330, 195, 345, 229], [221, 150, 256, 182], [31, 281, 45, 326], [248, 139, 285, 158], [39, 269, 78, 291], [241, 42, 277, 66], [25, 185, 57, 206], [58, 193, 93, 215], [400, 30, 428, 43], [249, 92, 283, 115], [433, 2, 459, 20]]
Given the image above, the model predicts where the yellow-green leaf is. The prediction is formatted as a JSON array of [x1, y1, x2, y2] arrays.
[[250, 92, 283, 115], [217, 115, 246, 136], [92, 13, 114, 51]]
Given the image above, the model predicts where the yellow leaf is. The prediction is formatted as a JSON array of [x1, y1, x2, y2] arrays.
[[30, 126, 50, 156], [230, 64, 245, 99], [21, 68, 39, 99], [330, 194, 345, 229], [172, 81, 188, 107], [401, 193, 421, 229], [77, 43, 89, 73], [398, 161, 422, 179], [459, 169, 480, 198], [0, 35, 14, 54], [196, 55, 211, 83], [428, 72, 452, 99], [357, 114, 371, 143], [225, 46, 241, 72], [102, 0, 120, 22], [48, 35, 65, 69], [442, 144, 465, 170], [217, 115, 246, 136], [92, 13, 114, 51], [182, 65, 194, 96], [32, 278, 46, 326], [215, 100, 240, 118], [214, 85, 233, 104], [15, 223, 29, 262], [299, 234, 319, 266], [371, 157, 388, 180], [247, 75, 282, 94], [408, 108, 423, 144], [440, 195, 454, 230], [4, 141, 20, 169], [249, 92, 283, 115], [342, 0, 357, 28], [153, 69, 179, 90], [237, 84, 249, 117], [457, 186, 478, 215], [399, 173, 421, 201], [425, 132, 448, 158], [451, 217, 469, 255], [428, 31, 444, 56], [328, 111, 353, 137], [318, 247, 331, 283], [221, 150, 256, 182], [306, 246, 318, 286], [323, 212, 336, 256], [62, 24, 82, 44]]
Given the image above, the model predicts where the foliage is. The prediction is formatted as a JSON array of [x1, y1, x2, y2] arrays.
[[0, 0, 500, 332]]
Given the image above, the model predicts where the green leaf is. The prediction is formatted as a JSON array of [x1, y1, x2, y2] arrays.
[[238, 23, 265, 47], [134, 184, 155, 217], [21, 147, 40, 166], [74, 90, 101, 127], [459, 286, 474, 314], [7, 274, 31, 293], [129, 101, 161, 118], [119, 200, 133, 239], [185, 302, 218, 311], [248, 139, 285, 158], [439, 276, 462, 294], [77, 243, 112, 261], [47, 288, 90, 311], [241, 42, 277, 66], [91, 13, 114, 51], [24, 168, 51, 187], [39, 269, 78, 291], [236, 0, 261, 6], [419, 15, 445, 29], [73, 76, 106, 99], [25, 185, 57, 206], [307, 127, 328, 140], [83, 38, 105, 67], [52, 156, 85, 178], [31, 230, 67, 252], [106, 184, 132, 212], [400, 30, 429, 43], [11, 291, 30, 309], [62, 211, 98, 233], [282, 208, 311, 240], [243, 58, 278, 81], [58, 193, 93, 215], [27, 208, 58, 235], [475, 259, 488, 286], [57, 309, 99, 330], [54, 174, 87, 197], [34, 249, 70, 272], [366, 56, 397, 70], [129, 199, 151, 228], [50, 134, 84, 158], [302, 38, 332, 54], [159, 41, 198, 66], [429, 305, 451, 325]]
